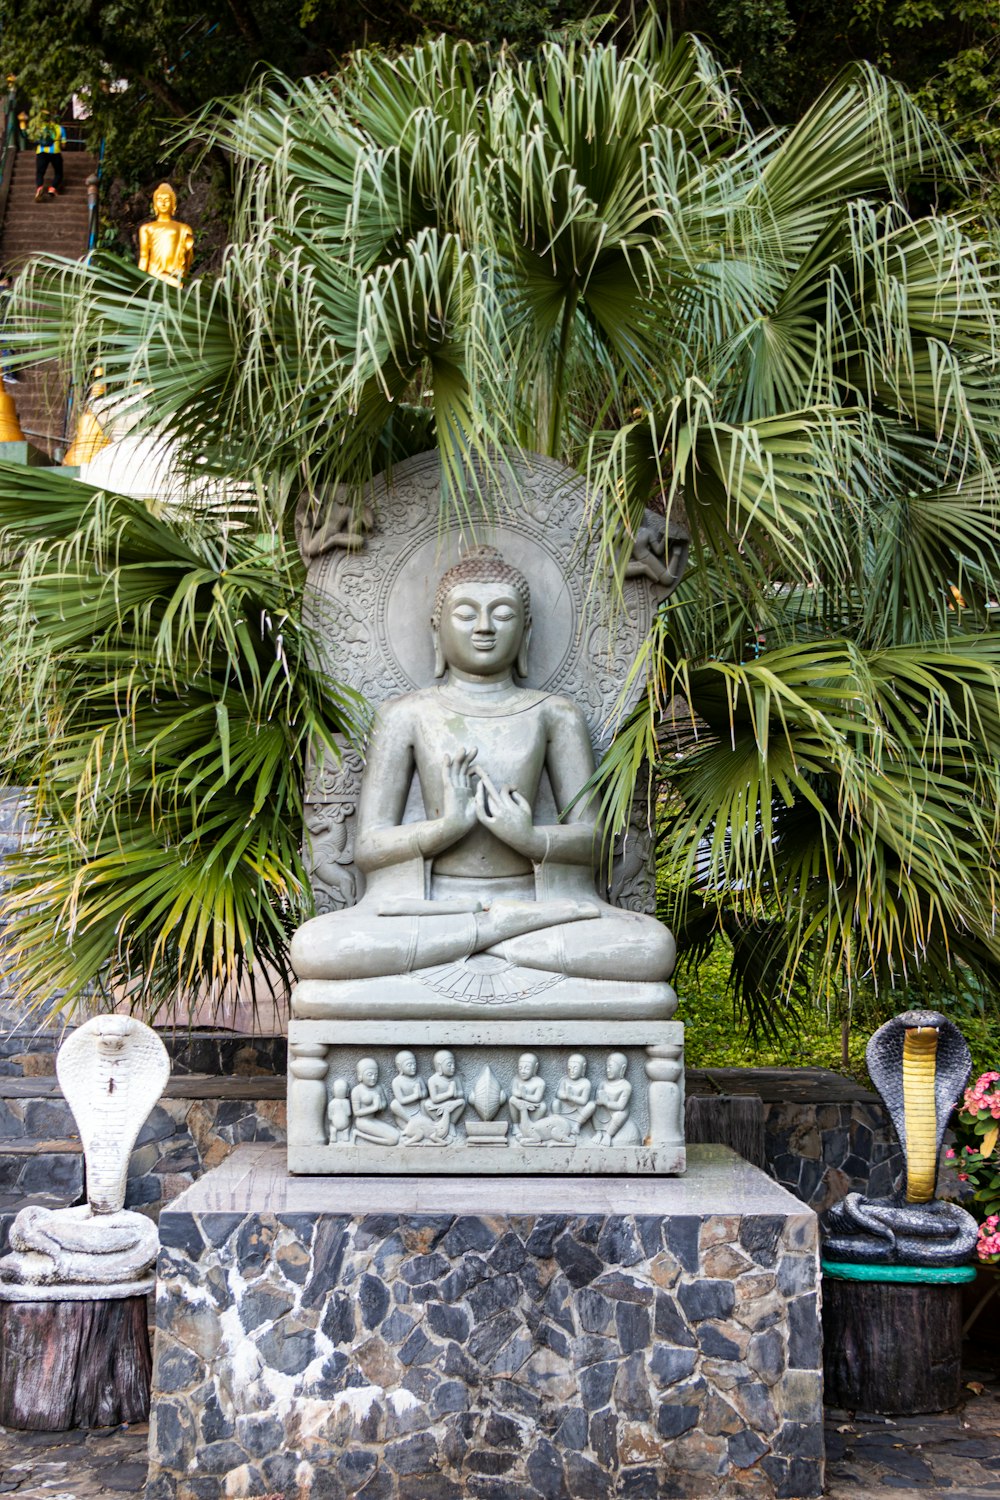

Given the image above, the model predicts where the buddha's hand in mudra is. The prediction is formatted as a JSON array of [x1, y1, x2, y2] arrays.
[[440, 746, 479, 841], [475, 770, 543, 860]]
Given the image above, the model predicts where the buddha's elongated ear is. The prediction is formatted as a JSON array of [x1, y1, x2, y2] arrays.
[[517, 619, 532, 680], [432, 627, 445, 678]]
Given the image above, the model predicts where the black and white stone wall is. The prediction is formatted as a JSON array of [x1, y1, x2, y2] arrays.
[[0, 1040, 902, 1225], [146, 1143, 823, 1500]]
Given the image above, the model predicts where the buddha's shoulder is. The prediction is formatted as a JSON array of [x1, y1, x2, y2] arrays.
[[374, 687, 443, 723], [541, 691, 590, 723]]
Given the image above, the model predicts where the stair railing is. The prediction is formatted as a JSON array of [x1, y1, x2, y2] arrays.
[[0, 96, 19, 248]]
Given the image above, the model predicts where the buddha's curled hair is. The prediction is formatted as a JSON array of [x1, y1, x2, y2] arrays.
[[431, 545, 531, 626]]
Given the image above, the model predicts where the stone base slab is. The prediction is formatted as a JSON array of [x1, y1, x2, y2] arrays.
[[291, 974, 676, 1020], [288, 1019, 685, 1176], [147, 1142, 823, 1499], [0, 1276, 153, 1302]]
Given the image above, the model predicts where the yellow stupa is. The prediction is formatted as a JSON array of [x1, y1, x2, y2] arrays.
[[0, 387, 25, 443], [63, 373, 110, 466]]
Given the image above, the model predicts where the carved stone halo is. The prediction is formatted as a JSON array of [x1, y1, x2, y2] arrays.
[[380, 523, 577, 696], [305, 450, 661, 751]]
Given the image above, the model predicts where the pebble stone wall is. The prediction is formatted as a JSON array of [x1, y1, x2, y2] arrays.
[[146, 1144, 823, 1500]]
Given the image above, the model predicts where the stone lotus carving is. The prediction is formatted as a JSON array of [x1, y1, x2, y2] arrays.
[[822, 1010, 978, 1266], [469, 1065, 506, 1121], [0, 1017, 170, 1294], [466, 1065, 509, 1146]]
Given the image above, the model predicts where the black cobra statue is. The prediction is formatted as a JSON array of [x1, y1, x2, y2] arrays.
[[822, 1010, 978, 1266]]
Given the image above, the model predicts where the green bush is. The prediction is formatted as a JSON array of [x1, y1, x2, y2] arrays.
[[676, 935, 1000, 1086]]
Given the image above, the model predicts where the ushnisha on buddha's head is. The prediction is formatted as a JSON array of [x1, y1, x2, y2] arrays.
[[431, 545, 532, 681]]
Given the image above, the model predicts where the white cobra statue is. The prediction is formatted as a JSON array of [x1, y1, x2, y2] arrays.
[[0, 1016, 171, 1293]]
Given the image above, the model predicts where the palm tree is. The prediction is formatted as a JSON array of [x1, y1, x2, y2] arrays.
[[2, 17, 999, 1029]]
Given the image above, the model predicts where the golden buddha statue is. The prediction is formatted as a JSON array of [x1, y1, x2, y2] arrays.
[[137, 183, 194, 288]]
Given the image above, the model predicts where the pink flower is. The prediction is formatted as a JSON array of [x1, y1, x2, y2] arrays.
[[976, 1225, 1000, 1261], [959, 1172, 970, 1181], [946, 1147, 956, 1159], [977, 1227, 1000, 1261]]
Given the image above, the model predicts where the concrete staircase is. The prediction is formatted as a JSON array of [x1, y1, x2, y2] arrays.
[[1, 149, 96, 458]]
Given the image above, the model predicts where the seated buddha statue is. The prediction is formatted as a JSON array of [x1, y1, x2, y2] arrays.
[[290, 546, 677, 1017], [138, 183, 194, 287]]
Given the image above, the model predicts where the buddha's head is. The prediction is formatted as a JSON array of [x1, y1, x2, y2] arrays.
[[432, 545, 531, 681], [152, 182, 177, 219]]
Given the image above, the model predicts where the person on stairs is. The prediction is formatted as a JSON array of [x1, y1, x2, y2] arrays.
[[30, 110, 65, 200]]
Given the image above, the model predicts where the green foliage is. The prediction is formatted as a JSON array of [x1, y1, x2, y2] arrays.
[[675, 940, 871, 1076], [407, 0, 594, 45], [677, 935, 1000, 1083], [0, 0, 371, 194], [0, 467, 361, 1019], [3, 24, 1000, 1031]]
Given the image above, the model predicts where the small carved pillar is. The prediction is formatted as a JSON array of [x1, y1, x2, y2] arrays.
[[288, 1043, 330, 1145], [645, 1042, 684, 1147]]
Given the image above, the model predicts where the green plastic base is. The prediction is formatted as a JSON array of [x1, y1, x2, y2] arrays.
[[822, 1258, 978, 1284]]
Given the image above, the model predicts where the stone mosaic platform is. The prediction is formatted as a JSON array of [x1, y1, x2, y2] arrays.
[[146, 1142, 823, 1499]]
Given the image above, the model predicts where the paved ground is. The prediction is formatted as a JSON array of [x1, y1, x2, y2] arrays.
[[824, 1370, 1000, 1499], [0, 1364, 997, 1498], [0, 1423, 149, 1498]]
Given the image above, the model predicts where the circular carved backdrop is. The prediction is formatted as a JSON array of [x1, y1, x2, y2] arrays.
[[306, 450, 659, 751]]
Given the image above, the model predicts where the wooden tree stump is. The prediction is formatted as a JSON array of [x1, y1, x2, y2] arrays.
[[822, 1264, 976, 1414], [0, 1294, 151, 1430]]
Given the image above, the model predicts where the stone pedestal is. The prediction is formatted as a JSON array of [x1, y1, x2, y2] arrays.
[[822, 1262, 977, 1415], [0, 1291, 152, 1429], [147, 1142, 822, 1499]]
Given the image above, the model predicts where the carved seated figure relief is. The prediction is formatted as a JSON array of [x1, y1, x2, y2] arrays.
[[290, 546, 677, 1014]]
